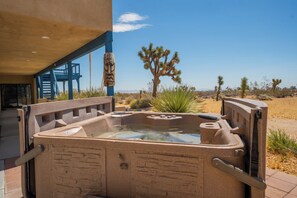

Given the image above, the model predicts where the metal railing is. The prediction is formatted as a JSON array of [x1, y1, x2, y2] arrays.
[[212, 158, 267, 190], [54, 63, 80, 76]]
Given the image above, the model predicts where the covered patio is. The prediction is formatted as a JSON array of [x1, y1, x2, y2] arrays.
[[0, 1, 114, 197], [0, 0, 114, 108]]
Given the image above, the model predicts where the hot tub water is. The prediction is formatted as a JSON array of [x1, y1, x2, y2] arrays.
[[97, 125, 201, 144]]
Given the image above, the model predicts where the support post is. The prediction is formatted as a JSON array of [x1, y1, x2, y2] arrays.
[[107, 86, 114, 96], [105, 31, 113, 53], [89, 53, 92, 90], [50, 70, 55, 100], [67, 61, 73, 100], [105, 31, 114, 97], [40, 75, 43, 98], [63, 81, 65, 93], [104, 31, 114, 111], [35, 76, 40, 99], [77, 79, 80, 93]]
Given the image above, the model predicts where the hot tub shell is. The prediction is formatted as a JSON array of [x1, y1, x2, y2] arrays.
[[17, 97, 268, 198]]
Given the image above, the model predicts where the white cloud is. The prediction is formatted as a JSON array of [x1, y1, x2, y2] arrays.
[[113, 12, 150, 33], [118, 12, 148, 23], [113, 23, 150, 33]]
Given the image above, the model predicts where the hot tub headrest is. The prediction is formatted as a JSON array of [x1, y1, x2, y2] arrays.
[[212, 129, 237, 145]]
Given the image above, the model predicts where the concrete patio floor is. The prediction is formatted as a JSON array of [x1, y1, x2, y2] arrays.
[[0, 109, 297, 198], [0, 109, 20, 160], [0, 109, 21, 198]]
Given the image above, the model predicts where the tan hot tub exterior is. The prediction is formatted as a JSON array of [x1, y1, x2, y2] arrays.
[[17, 97, 268, 198]]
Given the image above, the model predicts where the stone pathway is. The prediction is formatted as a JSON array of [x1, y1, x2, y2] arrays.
[[2, 157, 22, 198], [266, 168, 297, 198]]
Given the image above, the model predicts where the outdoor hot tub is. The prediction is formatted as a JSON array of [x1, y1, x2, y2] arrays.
[[16, 97, 268, 198]]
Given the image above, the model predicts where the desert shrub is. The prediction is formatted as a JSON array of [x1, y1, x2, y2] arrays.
[[129, 99, 137, 107], [130, 98, 151, 109], [125, 96, 135, 105], [56, 92, 69, 101], [56, 90, 81, 100], [257, 94, 272, 101], [79, 88, 106, 98], [139, 98, 151, 108], [114, 96, 120, 104], [115, 92, 129, 102], [267, 129, 297, 156], [151, 86, 197, 113], [115, 92, 124, 99], [223, 87, 239, 97], [197, 90, 215, 99], [56, 88, 105, 101], [114, 93, 124, 104], [274, 88, 294, 98]]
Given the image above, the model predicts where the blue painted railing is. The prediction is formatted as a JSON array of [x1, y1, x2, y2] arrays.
[[38, 63, 81, 99]]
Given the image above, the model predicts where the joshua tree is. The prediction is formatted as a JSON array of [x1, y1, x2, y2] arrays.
[[139, 90, 143, 99], [216, 76, 224, 101], [138, 43, 181, 97], [272, 79, 282, 93], [240, 77, 249, 98]]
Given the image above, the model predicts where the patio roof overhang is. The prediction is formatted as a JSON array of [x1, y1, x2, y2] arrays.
[[0, 0, 112, 76]]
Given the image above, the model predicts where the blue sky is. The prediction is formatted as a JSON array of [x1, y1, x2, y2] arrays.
[[72, 0, 297, 92]]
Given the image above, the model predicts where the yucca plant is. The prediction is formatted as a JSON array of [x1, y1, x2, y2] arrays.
[[267, 129, 297, 156], [151, 86, 197, 113], [272, 78, 282, 93], [216, 76, 224, 101], [240, 77, 249, 98]]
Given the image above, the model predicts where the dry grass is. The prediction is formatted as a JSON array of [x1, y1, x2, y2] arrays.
[[200, 97, 297, 120], [200, 99, 221, 113], [266, 152, 297, 176], [265, 97, 297, 120]]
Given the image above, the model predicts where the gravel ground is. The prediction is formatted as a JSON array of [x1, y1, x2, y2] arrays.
[[268, 118, 297, 139]]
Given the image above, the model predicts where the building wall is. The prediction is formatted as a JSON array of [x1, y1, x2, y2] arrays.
[[0, 75, 34, 84]]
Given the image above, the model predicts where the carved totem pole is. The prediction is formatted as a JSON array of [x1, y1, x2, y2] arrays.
[[103, 53, 115, 87]]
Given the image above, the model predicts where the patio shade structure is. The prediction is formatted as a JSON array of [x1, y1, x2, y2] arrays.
[[0, 0, 114, 111]]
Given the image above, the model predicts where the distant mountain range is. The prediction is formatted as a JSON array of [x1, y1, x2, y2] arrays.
[[115, 90, 140, 93], [114, 88, 213, 93]]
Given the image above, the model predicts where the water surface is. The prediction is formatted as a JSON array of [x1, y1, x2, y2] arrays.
[[97, 125, 201, 144]]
